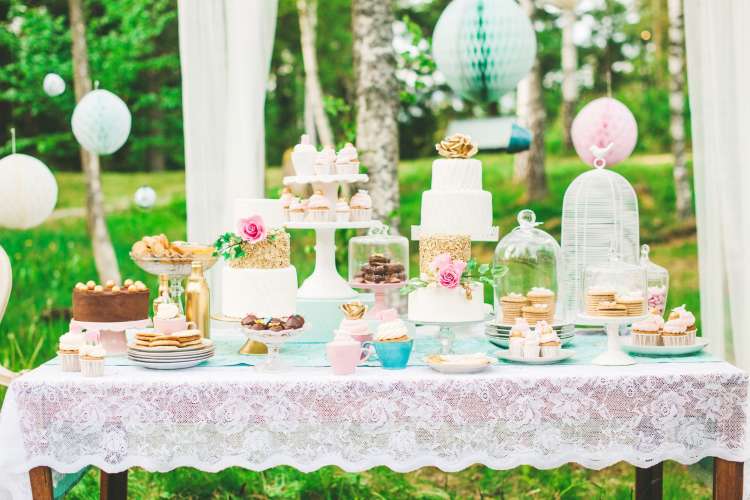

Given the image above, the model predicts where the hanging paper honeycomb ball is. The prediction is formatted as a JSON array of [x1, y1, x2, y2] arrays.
[[0, 154, 58, 229], [432, 0, 537, 103], [134, 185, 157, 210], [42, 73, 66, 97], [71, 88, 132, 155], [571, 97, 638, 167]]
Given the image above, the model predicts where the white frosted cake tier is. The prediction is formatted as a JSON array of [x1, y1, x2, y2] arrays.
[[407, 282, 485, 323], [234, 198, 285, 228], [222, 266, 298, 318], [418, 190, 493, 236], [431, 159, 482, 190]]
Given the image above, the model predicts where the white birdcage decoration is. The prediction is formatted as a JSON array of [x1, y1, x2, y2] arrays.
[[560, 150, 640, 321]]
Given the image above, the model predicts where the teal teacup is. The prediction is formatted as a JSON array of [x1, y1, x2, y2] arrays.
[[363, 339, 413, 370]]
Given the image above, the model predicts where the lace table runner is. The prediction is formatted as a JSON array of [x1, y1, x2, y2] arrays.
[[0, 360, 746, 499]]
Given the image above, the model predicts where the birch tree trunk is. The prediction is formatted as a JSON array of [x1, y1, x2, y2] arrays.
[[667, 0, 692, 219], [353, 0, 400, 225], [514, 0, 547, 201], [298, 0, 334, 147], [68, 0, 121, 283], [560, 7, 578, 151]]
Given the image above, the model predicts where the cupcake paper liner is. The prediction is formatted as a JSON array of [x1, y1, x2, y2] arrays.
[[80, 358, 104, 377], [350, 208, 372, 222], [541, 345, 561, 358], [661, 334, 690, 346], [306, 209, 330, 222], [60, 353, 81, 372], [632, 332, 660, 346]]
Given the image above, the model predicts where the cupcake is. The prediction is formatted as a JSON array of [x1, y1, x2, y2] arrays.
[[669, 305, 697, 342], [335, 143, 360, 175], [631, 317, 661, 346], [661, 319, 689, 346], [350, 189, 372, 221], [339, 301, 371, 342], [58, 331, 84, 372], [508, 318, 529, 357], [375, 317, 410, 342], [500, 292, 528, 324], [527, 287, 556, 315], [522, 329, 540, 359], [306, 190, 332, 221], [288, 197, 306, 222], [280, 187, 294, 221], [537, 321, 561, 357], [313, 146, 336, 175], [335, 198, 351, 222], [79, 330, 105, 377]]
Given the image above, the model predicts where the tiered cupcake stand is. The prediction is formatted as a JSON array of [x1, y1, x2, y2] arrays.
[[283, 173, 377, 299]]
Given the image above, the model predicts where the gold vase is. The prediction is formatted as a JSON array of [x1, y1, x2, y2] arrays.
[[185, 261, 210, 338]]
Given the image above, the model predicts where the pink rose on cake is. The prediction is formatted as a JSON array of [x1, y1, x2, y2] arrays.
[[438, 267, 460, 289], [430, 253, 467, 289], [238, 215, 267, 243]]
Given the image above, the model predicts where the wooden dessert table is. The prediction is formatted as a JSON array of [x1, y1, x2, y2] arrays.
[[0, 355, 746, 499]]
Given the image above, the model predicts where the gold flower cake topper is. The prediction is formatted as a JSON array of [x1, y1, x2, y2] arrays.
[[340, 301, 367, 320], [436, 133, 478, 159]]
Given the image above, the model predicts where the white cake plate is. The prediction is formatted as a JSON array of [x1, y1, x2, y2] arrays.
[[578, 313, 648, 366], [283, 173, 369, 185], [407, 316, 492, 355]]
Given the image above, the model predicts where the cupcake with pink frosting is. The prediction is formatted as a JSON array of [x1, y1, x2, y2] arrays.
[[350, 189, 372, 221], [288, 197, 306, 222], [661, 319, 690, 346], [335, 143, 360, 175], [669, 305, 697, 342], [314, 146, 336, 176], [335, 198, 351, 222], [306, 191, 331, 222], [631, 316, 662, 346], [280, 187, 295, 221]]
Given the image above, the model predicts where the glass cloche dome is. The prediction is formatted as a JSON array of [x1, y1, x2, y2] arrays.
[[349, 223, 409, 285], [581, 249, 647, 320], [493, 209, 563, 323], [640, 244, 669, 316]]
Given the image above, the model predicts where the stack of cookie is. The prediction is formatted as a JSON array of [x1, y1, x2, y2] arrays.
[[585, 288, 616, 315], [527, 287, 556, 317], [352, 254, 406, 284], [615, 294, 645, 316], [586, 287, 646, 318], [594, 301, 628, 317], [522, 303, 554, 324], [500, 293, 527, 323], [134, 329, 203, 348]]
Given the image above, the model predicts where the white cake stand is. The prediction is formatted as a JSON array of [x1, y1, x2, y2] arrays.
[[578, 313, 648, 366], [241, 325, 307, 372], [284, 173, 378, 299], [407, 316, 491, 355]]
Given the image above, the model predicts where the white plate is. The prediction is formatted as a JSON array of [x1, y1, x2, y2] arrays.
[[424, 355, 497, 374], [131, 358, 209, 370], [127, 347, 215, 359], [621, 338, 708, 356], [128, 352, 214, 362], [496, 350, 575, 364], [488, 337, 575, 349], [489, 320, 571, 329], [128, 339, 214, 353]]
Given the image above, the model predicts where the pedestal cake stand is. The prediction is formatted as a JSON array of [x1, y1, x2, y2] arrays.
[[284, 174, 378, 299], [407, 316, 492, 355], [348, 282, 404, 319], [578, 313, 648, 366]]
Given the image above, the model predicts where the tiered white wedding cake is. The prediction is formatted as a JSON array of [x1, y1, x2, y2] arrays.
[[221, 199, 298, 318], [412, 134, 498, 241]]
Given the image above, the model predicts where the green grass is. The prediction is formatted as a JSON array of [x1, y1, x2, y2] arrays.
[[0, 155, 709, 498]]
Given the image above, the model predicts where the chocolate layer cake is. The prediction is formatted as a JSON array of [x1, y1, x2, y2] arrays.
[[72, 280, 150, 322]]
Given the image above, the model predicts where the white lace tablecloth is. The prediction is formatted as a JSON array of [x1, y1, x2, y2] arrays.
[[0, 360, 747, 499]]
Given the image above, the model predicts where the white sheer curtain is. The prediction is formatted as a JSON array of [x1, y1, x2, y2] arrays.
[[684, 0, 750, 370], [177, 0, 278, 306]]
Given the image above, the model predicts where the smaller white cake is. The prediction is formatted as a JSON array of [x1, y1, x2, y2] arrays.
[[222, 267, 297, 318], [407, 282, 485, 323]]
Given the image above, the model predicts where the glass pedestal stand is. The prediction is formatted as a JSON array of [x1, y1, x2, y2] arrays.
[[212, 314, 269, 354], [579, 314, 647, 366], [349, 282, 404, 319], [407, 317, 491, 355], [283, 173, 377, 300], [241, 326, 306, 372], [130, 253, 218, 312]]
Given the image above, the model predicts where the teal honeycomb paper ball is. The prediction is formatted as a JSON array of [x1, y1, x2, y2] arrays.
[[433, 0, 537, 103], [71, 88, 132, 155]]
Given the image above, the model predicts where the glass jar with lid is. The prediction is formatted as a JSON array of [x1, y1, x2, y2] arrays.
[[349, 223, 409, 286], [581, 249, 647, 320], [640, 244, 669, 316], [493, 209, 563, 324]]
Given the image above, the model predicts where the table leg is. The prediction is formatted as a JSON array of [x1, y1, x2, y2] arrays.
[[714, 458, 743, 500], [28, 466, 53, 500], [100, 469, 128, 500], [635, 462, 663, 500]]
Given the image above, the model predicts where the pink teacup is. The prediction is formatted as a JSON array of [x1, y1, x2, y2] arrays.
[[326, 339, 371, 375], [350, 332, 373, 343], [153, 316, 194, 335]]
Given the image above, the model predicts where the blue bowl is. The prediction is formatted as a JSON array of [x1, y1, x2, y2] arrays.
[[365, 339, 413, 370]]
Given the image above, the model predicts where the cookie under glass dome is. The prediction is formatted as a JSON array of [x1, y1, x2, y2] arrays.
[[493, 209, 563, 324], [581, 249, 647, 320]]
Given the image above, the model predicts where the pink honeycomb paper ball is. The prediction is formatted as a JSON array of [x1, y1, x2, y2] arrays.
[[571, 97, 638, 167]]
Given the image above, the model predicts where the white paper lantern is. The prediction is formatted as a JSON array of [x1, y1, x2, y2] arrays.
[[71, 89, 132, 155], [134, 185, 157, 209], [42, 73, 66, 97], [0, 154, 58, 229]]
